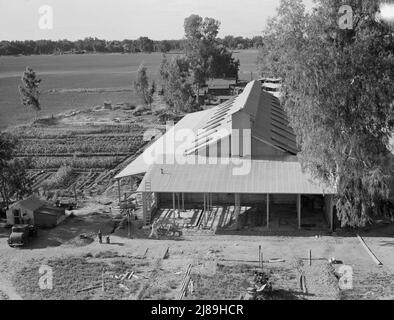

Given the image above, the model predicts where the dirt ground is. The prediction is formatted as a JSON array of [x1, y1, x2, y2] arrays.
[[1, 211, 394, 300]]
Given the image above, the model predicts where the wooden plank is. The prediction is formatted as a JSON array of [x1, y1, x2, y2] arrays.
[[224, 206, 233, 227], [177, 264, 192, 300], [212, 207, 223, 231], [356, 234, 383, 266], [266, 194, 270, 230], [194, 210, 204, 228], [297, 194, 301, 230], [216, 206, 227, 230]]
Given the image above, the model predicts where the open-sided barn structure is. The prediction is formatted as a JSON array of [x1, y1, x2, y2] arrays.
[[115, 81, 336, 232]]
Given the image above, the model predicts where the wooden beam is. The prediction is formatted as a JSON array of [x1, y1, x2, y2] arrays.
[[142, 192, 148, 225], [356, 234, 383, 266], [297, 194, 301, 230], [182, 193, 185, 211], [172, 192, 176, 211], [330, 196, 334, 232], [266, 194, 270, 230], [117, 179, 121, 204]]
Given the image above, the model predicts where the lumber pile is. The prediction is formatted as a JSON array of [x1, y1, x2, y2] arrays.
[[177, 264, 193, 300]]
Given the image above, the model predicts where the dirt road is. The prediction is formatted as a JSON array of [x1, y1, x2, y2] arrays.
[[1, 219, 393, 300]]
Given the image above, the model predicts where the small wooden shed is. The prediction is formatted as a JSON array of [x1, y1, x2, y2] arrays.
[[6, 196, 65, 227]]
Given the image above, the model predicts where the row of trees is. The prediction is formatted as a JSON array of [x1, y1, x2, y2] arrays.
[[258, 0, 394, 227], [221, 35, 263, 50], [0, 35, 264, 56], [0, 38, 183, 56]]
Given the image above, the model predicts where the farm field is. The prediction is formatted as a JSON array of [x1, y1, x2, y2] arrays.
[[0, 50, 259, 130], [4, 105, 162, 200]]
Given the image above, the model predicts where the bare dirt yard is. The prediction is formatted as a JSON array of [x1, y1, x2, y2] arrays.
[[1, 212, 394, 300]]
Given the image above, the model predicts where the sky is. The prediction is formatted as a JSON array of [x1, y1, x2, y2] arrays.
[[0, 0, 315, 41]]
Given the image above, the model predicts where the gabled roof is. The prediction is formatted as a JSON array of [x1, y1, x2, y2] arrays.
[[115, 80, 298, 179], [11, 196, 47, 211]]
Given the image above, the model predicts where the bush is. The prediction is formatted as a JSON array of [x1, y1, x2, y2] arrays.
[[42, 166, 74, 190]]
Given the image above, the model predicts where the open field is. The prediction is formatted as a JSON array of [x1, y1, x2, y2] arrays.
[[1, 211, 394, 300], [0, 50, 259, 130]]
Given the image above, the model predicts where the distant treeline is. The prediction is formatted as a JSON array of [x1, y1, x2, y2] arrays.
[[0, 36, 263, 56]]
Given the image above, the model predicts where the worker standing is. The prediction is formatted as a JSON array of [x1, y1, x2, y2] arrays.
[[149, 220, 159, 239], [98, 230, 102, 244]]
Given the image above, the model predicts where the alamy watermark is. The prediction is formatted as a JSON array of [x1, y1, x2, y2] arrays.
[[38, 5, 53, 30], [338, 5, 354, 30], [338, 1, 394, 29], [142, 122, 252, 176], [38, 265, 53, 290], [338, 265, 353, 290]]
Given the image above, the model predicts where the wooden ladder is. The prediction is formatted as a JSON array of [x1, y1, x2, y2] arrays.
[[144, 180, 152, 225]]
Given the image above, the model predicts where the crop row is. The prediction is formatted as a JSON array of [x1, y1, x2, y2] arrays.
[[28, 156, 124, 169], [16, 136, 145, 155], [8, 123, 144, 139]]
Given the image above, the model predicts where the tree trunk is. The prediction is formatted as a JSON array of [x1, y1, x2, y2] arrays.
[[196, 83, 200, 107]]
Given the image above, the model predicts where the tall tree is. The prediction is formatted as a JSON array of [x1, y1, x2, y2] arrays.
[[0, 134, 31, 208], [134, 63, 150, 106], [258, 0, 394, 227], [18, 67, 42, 119], [159, 55, 195, 113], [183, 15, 239, 103]]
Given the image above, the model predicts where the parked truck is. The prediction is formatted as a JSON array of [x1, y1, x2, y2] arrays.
[[7, 224, 38, 247]]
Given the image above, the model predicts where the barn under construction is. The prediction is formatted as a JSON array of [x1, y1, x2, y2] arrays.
[[115, 81, 336, 233]]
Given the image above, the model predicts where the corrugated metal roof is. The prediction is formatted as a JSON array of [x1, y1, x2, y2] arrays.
[[10, 196, 47, 211], [137, 158, 335, 195], [115, 80, 297, 179], [114, 109, 211, 179]]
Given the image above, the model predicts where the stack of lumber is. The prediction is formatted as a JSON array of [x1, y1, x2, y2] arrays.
[[177, 264, 192, 300]]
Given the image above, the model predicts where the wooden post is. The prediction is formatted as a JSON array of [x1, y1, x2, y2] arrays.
[[261, 251, 263, 270], [101, 268, 105, 292], [117, 179, 121, 204], [173, 192, 176, 211], [142, 192, 148, 225], [330, 196, 334, 232], [182, 193, 185, 211], [297, 194, 301, 230], [128, 212, 131, 239], [309, 249, 312, 266], [266, 194, 270, 230], [203, 193, 206, 211], [258, 245, 261, 268], [73, 184, 77, 205]]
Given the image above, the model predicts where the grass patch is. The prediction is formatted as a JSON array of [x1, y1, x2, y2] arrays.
[[191, 264, 301, 300], [191, 264, 253, 300], [13, 256, 149, 300]]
